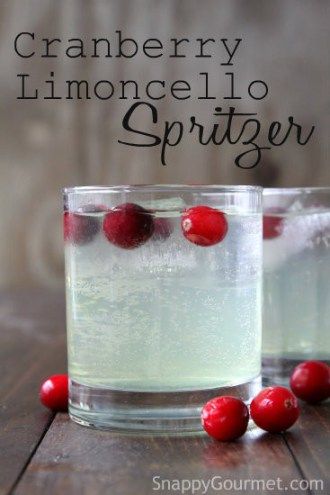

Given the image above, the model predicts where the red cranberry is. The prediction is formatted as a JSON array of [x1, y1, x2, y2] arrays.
[[40, 374, 68, 412], [181, 205, 228, 247], [103, 203, 154, 249], [201, 396, 249, 441], [64, 211, 100, 245], [250, 387, 299, 433], [290, 360, 330, 404], [263, 208, 285, 240]]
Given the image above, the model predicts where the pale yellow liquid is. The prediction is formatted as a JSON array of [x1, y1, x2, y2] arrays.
[[263, 209, 330, 361], [66, 211, 262, 392]]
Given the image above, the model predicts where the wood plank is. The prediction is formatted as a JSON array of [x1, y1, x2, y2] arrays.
[[284, 403, 330, 495], [0, 290, 66, 495], [14, 414, 303, 495]]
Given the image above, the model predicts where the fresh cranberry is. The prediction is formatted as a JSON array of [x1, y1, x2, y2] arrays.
[[201, 396, 249, 441], [152, 218, 173, 241], [263, 208, 285, 240], [103, 203, 154, 249], [40, 374, 68, 411], [181, 206, 228, 247], [64, 211, 100, 245], [250, 387, 299, 433], [290, 360, 330, 404]]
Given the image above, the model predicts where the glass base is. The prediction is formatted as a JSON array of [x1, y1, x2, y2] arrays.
[[69, 376, 261, 434], [262, 356, 330, 386], [262, 357, 298, 385]]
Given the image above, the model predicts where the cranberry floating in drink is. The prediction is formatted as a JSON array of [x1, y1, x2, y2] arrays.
[[64, 211, 100, 245], [181, 206, 228, 246], [103, 203, 154, 249], [64, 185, 262, 433], [263, 207, 285, 240]]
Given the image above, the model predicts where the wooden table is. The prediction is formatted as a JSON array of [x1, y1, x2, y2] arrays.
[[0, 290, 329, 495]]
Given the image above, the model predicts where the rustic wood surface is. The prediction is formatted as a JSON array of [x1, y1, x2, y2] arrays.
[[0, 290, 66, 495], [0, 290, 329, 495], [0, 0, 329, 289]]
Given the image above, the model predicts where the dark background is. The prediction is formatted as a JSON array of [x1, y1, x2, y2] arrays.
[[0, 0, 329, 288]]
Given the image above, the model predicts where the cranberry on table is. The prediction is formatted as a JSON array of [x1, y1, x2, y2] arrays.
[[201, 396, 249, 441], [40, 374, 68, 412], [250, 386, 299, 433], [263, 208, 285, 240], [181, 205, 228, 247], [103, 203, 154, 249], [290, 360, 330, 404], [64, 211, 100, 245]]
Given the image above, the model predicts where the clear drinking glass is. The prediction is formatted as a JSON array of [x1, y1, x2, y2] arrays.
[[64, 185, 262, 433], [263, 188, 330, 383]]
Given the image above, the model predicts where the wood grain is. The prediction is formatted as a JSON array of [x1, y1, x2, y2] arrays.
[[284, 403, 330, 495], [0, 290, 66, 495], [13, 415, 305, 495]]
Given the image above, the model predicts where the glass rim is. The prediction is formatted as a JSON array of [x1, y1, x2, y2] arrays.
[[63, 184, 262, 195], [263, 186, 330, 195]]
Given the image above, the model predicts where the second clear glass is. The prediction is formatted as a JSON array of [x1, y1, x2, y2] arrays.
[[263, 187, 330, 383]]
